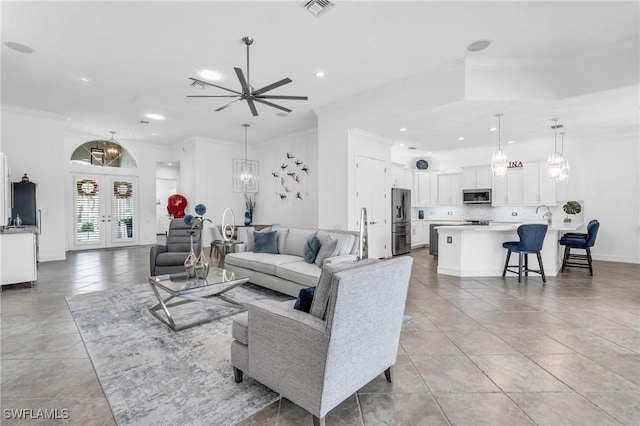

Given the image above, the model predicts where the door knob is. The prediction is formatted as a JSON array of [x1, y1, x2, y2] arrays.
[[370, 221, 378, 225]]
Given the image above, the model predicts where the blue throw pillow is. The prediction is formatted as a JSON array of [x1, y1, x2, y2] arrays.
[[303, 235, 321, 264], [253, 230, 279, 254], [293, 287, 316, 313]]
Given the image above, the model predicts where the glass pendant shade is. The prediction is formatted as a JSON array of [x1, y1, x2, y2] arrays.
[[491, 150, 508, 177], [557, 160, 570, 182], [233, 124, 259, 193], [547, 151, 565, 178], [491, 113, 508, 177]]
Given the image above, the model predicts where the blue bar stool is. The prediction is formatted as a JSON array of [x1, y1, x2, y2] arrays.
[[502, 224, 548, 283], [559, 220, 600, 275]]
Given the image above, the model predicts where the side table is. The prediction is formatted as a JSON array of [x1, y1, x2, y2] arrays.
[[210, 241, 247, 268]]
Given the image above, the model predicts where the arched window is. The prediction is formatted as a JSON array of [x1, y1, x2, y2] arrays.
[[70, 140, 137, 168]]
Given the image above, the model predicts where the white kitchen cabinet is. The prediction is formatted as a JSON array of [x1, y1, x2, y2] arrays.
[[438, 173, 462, 205], [411, 220, 428, 247], [414, 172, 438, 206], [491, 162, 557, 206], [391, 166, 413, 190], [462, 166, 492, 189], [1, 231, 37, 286]]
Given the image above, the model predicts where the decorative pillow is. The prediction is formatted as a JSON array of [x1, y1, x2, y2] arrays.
[[253, 230, 279, 254], [303, 235, 321, 264], [314, 236, 339, 267], [245, 227, 271, 252], [293, 287, 316, 313]]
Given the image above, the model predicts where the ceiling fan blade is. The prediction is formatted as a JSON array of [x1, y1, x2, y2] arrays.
[[234, 67, 251, 94], [187, 95, 240, 98], [188, 77, 242, 95], [253, 78, 292, 95], [246, 98, 259, 116], [258, 95, 309, 100], [252, 97, 292, 113], [215, 98, 242, 112]]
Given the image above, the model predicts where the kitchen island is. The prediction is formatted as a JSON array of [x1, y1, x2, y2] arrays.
[[436, 221, 583, 277]]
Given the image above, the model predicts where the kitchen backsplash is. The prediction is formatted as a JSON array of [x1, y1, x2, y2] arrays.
[[412, 202, 585, 224]]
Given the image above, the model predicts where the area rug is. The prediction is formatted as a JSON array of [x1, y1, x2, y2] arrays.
[[66, 283, 291, 426]]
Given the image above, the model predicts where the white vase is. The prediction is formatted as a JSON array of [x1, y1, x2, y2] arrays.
[[184, 235, 197, 278], [195, 247, 210, 280]]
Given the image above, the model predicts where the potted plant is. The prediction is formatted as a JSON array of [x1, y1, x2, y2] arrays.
[[80, 221, 94, 233], [562, 201, 582, 223]]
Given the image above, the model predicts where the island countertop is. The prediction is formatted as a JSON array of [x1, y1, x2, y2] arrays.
[[435, 222, 582, 277]]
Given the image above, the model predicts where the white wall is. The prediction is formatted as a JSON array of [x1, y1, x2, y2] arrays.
[[395, 133, 640, 264], [2, 105, 67, 261], [253, 129, 318, 228]]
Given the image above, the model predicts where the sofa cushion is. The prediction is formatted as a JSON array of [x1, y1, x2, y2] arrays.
[[283, 228, 316, 256], [276, 228, 289, 254], [254, 230, 279, 254], [303, 235, 321, 263], [276, 260, 322, 287], [316, 231, 356, 256], [309, 258, 380, 320], [315, 236, 339, 267], [232, 312, 249, 345], [236, 226, 255, 247], [293, 287, 316, 313], [226, 252, 302, 275]]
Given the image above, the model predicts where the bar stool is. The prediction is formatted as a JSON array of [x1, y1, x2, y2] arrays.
[[502, 224, 548, 283], [559, 220, 599, 275]]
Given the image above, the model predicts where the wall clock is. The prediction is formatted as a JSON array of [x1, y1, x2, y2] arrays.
[[416, 159, 429, 170]]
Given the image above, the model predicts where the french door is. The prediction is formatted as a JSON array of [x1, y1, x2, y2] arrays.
[[73, 174, 138, 250]]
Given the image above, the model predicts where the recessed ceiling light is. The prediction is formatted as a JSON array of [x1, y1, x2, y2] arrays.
[[152, 133, 157, 136], [400, 127, 407, 132], [315, 71, 325, 78], [167, 163, 172, 166], [145, 113, 166, 120], [77, 75, 92, 83], [467, 40, 491, 52], [399, 143, 405, 146], [196, 69, 224, 81], [427, 152, 432, 155], [4, 41, 34, 53], [458, 137, 464, 141], [507, 140, 514, 144], [489, 127, 497, 132]]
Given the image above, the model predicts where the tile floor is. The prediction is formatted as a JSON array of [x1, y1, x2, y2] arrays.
[[1, 245, 638, 425]]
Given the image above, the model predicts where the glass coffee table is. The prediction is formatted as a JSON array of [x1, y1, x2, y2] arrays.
[[148, 267, 250, 332]]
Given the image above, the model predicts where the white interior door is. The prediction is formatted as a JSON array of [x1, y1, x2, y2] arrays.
[[156, 178, 177, 235], [73, 174, 138, 250], [355, 155, 388, 258]]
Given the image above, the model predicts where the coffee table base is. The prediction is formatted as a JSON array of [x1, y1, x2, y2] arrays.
[[148, 279, 248, 332]]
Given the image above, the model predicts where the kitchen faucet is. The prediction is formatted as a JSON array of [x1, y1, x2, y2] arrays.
[[536, 205, 552, 225]]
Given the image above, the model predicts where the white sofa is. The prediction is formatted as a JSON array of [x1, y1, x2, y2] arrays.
[[224, 226, 360, 297]]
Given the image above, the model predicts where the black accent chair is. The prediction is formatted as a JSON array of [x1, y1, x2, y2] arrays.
[[502, 224, 548, 283], [559, 219, 600, 275], [150, 219, 202, 276]]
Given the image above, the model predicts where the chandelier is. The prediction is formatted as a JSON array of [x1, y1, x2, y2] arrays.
[[233, 124, 259, 193], [547, 118, 565, 179], [491, 113, 508, 177], [556, 131, 570, 183]]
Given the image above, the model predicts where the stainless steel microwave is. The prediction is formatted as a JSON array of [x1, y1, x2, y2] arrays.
[[462, 189, 492, 204]]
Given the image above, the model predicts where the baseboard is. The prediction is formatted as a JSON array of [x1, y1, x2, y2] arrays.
[[592, 254, 640, 264], [39, 254, 66, 262]]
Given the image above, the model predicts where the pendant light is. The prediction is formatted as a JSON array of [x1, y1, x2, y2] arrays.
[[547, 118, 565, 179], [233, 124, 259, 193], [491, 113, 508, 177], [556, 131, 570, 183]]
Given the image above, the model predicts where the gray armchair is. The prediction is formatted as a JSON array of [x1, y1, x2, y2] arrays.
[[230, 257, 413, 426], [149, 219, 202, 276]]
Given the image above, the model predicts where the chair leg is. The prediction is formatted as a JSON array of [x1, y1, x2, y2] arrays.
[[313, 415, 325, 426], [561, 246, 570, 272], [502, 250, 511, 277], [524, 253, 529, 277], [586, 247, 593, 276], [537, 251, 546, 283], [518, 252, 523, 282], [233, 367, 243, 383], [384, 367, 392, 383]]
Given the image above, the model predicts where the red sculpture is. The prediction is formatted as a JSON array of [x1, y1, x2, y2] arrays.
[[167, 194, 188, 218]]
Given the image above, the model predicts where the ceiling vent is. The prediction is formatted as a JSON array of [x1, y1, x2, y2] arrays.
[[304, 0, 334, 17]]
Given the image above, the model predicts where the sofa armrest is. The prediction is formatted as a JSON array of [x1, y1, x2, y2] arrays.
[[247, 300, 330, 408], [149, 245, 168, 275], [324, 254, 358, 265]]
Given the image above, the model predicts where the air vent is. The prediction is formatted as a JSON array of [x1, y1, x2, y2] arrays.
[[304, 0, 334, 17], [408, 146, 417, 150], [551, 124, 564, 129], [139, 120, 150, 125]]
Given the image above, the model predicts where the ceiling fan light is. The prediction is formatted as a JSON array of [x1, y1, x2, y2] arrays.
[[196, 69, 224, 81]]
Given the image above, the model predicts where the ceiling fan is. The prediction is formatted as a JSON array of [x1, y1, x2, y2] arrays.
[[187, 36, 308, 117]]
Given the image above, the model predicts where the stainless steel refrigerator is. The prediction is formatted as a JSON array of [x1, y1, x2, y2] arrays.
[[391, 188, 411, 255]]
